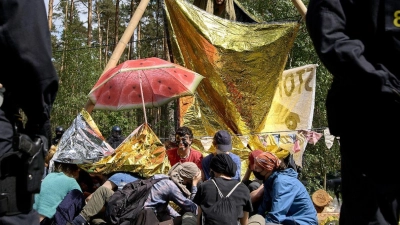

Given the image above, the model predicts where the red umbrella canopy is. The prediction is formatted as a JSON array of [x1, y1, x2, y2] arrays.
[[88, 57, 204, 111]]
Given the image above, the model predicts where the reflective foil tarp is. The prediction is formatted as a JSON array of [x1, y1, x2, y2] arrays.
[[87, 123, 169, 177], [164, 0, 316, 156], [50, 109, 114, 167]]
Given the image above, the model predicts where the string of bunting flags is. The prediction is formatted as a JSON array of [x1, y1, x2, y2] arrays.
[[190, 128, 340, 167], [195, 128, 338, 151]]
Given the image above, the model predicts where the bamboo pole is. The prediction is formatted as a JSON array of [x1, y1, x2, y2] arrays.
[[85, 0, 151, 113], [290, 0, 307, 19]]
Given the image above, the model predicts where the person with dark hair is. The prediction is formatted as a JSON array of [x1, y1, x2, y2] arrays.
[[0, 0, 59, 223], [202, 130, 241, 181], [166, 126, 203, 172], [306, 0, 400, 224], [248, 152, 317, 225], [52, 126, 65, 146], [106, 125, 125, 149], [193, 154, 252, 225]]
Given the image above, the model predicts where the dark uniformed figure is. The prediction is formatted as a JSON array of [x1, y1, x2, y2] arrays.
[[106, 126, 125, 149], [0, 0, 59, 223], [306, 1, 400, 224], [52, 126, 65, 146]]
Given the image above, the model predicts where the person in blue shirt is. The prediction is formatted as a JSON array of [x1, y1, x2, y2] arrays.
[[248, 152, 317, 225], [202, 130, 241, 181]]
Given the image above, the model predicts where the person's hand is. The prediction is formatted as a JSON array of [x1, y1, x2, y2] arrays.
[[192, 170, 202, 186]]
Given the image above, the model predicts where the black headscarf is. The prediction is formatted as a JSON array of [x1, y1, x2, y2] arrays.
[[210, 154, 237, 177]]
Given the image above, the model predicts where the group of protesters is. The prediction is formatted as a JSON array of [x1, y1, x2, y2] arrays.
[[4, 0, 398, 223], [32, 126, 318, 225]]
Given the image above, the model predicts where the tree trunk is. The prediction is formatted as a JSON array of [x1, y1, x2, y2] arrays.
[[105, 19, 110, 63], [60, 0, 69, 74], [47, 0, 54, 30], [69, 0, 74, 25], [128, 0, 135, 60], [114, 0, 120, 49], [96, 0, 102, 68], [137, 21, 141, 58], [87, 0, 93, 46]]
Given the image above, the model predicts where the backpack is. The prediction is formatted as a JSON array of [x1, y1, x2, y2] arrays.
[[105, 177, 168, 225], [201, 179, 242, 225]]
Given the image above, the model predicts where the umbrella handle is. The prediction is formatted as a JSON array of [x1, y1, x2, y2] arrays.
[[139, 75, 148, 124]]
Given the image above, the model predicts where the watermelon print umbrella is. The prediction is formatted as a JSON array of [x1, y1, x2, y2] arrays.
[[88, 57, 204, 123]]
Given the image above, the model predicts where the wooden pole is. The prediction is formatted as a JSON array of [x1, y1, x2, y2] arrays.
[[291, 0, 307, 19], [85, 0, 151, 113]]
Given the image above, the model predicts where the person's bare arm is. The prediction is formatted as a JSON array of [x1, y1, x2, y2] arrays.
[[250, 184, 264, 203], [242, 167, 251, 182], [240, 211, 249, 225]]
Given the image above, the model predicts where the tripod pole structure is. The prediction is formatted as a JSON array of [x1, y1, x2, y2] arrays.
[[291, 0, 307, 19]]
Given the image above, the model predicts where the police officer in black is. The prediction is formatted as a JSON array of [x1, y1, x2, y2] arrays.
[[0, 0, 59, 224], [52, 126, 65, 146], [306, 0, 400, 224], [106, 126, 125, 149]]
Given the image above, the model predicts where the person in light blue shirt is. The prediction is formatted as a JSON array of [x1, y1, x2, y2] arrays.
[[202, 130, 241, 181], [34, 162, 82, 223]]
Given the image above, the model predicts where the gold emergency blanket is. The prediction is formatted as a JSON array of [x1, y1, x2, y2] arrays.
[[164, 0, 310, 153], [87, 123, 170, 177]]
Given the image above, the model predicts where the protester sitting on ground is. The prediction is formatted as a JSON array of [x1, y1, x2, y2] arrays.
[[77, 169, 95, 199], [242, 149, 263, 191], [68, 171, 141, 225], [69, 163, 201, 225], [192, 154, 252, 225], [202, 130, 241, 181], [166, 126, 203, 171], [242, 149, 264, 216], [34, 161, 82, 224], [248, 152, 318, 225]]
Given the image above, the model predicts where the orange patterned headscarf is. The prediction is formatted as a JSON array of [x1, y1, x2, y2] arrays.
[[248, 150, 263, 170], [255, 152, 281, 172]]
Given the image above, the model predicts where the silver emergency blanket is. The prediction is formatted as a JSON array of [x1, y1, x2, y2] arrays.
[[50, 109, 114, 167]]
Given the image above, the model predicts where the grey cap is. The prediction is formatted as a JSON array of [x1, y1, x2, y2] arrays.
[[213, 130, 232, 152]]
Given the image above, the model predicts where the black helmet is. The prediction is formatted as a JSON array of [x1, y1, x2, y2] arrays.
[[112, 125, 121, 133], [111, 125, 122, 138], [55, 126, 64, 134]]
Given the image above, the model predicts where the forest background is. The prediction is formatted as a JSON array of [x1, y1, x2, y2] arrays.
[[46, 0, 341, 193]]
